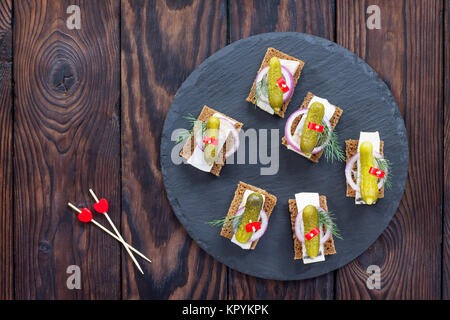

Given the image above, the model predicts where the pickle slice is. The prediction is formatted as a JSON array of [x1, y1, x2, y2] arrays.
[[300, 102, 325, 156], [303, 205, 320, 258], [235, 192, 264, 244], [268, 57, 283, 113], [204, 116, 220, 165], [360, 141, 378, 205]]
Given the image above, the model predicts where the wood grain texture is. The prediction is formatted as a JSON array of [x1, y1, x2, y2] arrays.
[[230, 0, 335, 41], [2, 0, 444, 300], [336, 0, 443, 299], [120, 0, 228, 299], [228, 0, 336, 300], [14, 0, 121, 299], [0, 0, 13, 300], [443, 0, 449, 300]]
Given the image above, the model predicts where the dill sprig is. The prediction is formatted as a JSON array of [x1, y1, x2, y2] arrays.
[[174, 114, 206, 144], [318, 209, 343, 240], [175, 129, 192, 144], [317, 123, 345, 163], [183, 114, 199, 126], [253, 74, 268, 106], [206, 214, 243, 233], [375, 157, 392, 190]]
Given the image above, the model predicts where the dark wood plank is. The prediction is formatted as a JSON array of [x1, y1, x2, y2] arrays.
[[0, 0, 13, 300], [230, 0, 335, 41], [443, 0, 449, 300], [335, 0, 443, 299], [228, 0, 336, 300], [120, 0, 228, 299], [14, 0, 121, 299]]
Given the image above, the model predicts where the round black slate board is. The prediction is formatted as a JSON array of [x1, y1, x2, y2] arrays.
[[160, 32, 408, 280]]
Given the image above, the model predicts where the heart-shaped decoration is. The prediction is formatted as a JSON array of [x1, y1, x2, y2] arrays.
[[78, 208, 93, 223], [93, 198, 109, 214]]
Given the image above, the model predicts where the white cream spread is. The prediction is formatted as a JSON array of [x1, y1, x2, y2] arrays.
[[355, 131, 380, 205], [287, 95, 336, 159], [294, 192, 325, 264], [186, 113, 236, 172], [255, 59, 300, 115], [231, 189, 266, 250]]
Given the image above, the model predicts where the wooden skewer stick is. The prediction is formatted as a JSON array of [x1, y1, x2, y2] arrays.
[[67, 202, 151, 263], [88, 189, 144, 274]]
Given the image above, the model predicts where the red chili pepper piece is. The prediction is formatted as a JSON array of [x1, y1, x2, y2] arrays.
[[203, 136, 218, 146], [245, 221, 261, 233], [305, 227, 320, 241], [276, 77, 289, 93], [307, 121, 324, 133], [369, 166, 385, 178]]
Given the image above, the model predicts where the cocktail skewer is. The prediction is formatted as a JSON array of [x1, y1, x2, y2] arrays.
[[67, 202, 151, 263], [88, 189, 144, 274]]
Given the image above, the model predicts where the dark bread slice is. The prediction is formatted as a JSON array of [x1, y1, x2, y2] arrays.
[[246, 47, 305, 118], [220, 181, 277, 250], [180, 105, 243, 176], [282, 92, 343, 163], [288, 195, 336, 260], [345, 139, 385, 198]]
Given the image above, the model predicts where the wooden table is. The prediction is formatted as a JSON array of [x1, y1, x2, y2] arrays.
[[0, 0, 447, 300]]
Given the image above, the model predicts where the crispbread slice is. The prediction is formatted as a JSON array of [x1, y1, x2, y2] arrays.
[[282, 92, 343, 163], [246, 47, 305, 118], [345, 139, 385, 198], [220, 181, 277, 250], [288, 195, 336, 260], [180, 105, 243, 176]]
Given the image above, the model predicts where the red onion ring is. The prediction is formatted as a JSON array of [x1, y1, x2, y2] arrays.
[[232, 206, 268, 243], [284, 108, 332, 155], [294, 206, 331, 245], [345, 151, 386, 192], [255, 66, 294, 103], [195, 116, 240, 158]]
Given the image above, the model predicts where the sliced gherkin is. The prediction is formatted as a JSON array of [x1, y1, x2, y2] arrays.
[[360, 141, 378, 205], [303, 205, 320, 258], [268, 57, 283, 113], [203, 116, 220, 165], [300, 102, 325, 156], [235, 192, 264, 244]]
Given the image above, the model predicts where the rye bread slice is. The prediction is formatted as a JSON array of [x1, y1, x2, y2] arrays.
[[180, 105, 243, 176], [345, 139, 385, 198], [282, 92, 343, 163], [220, 181, 277, 250], [246, 47, 305, 118], [288, 195, 336, 260]]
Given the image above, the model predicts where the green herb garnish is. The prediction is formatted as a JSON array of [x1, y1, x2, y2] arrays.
[[316, 122, 345, 163], [174, 114, 206, 144], [175, 129, 192, 144], [375, 157, 392, 190], [318, 209, 343, 240], [206, 214, 243, 233], [253, 74, 269, 106]]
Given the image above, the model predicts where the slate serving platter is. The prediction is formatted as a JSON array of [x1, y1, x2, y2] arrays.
[[160, 32, 408, 280]]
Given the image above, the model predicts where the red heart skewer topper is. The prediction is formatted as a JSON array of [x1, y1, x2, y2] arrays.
[[93, 198, 109, 214], [78, 208, 93, 223]]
